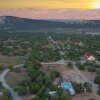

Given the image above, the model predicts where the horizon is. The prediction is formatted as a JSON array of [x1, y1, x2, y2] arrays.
[[0, 15, 100, 21]]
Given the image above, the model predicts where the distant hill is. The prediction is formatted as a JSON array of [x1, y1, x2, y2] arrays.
[[0, 16, 100, 31], [0, 16, 67, 31]]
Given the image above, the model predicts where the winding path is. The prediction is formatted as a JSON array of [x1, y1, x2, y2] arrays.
[[0, 64, 24, 100]]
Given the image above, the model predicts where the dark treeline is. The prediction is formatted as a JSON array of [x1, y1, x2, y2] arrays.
[[1, 16, 100, 31]]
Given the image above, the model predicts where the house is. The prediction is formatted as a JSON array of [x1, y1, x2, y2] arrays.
[[83, 53, 95, 61], [61, 81, 75, 95]]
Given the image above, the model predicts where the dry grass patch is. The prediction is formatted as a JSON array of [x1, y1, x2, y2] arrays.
[[5, 68, 27, 88], [42, 64, 84, 83], [0, 55, 25, 67], [73, 92, 99, 100]]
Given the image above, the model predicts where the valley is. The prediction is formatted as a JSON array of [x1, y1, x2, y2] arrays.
[[0, 30, 100, 100]]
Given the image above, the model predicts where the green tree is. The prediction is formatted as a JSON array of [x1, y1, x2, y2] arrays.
[[3, 89, 12, 100], [94, 75, 100, 85], [87, 66, 96, 72], [14, 86, 27, 96], [96, 69, 100, 75], [78, 65, 85, 70], [30, 82, 40, 94], [50, 70, 61, 81], [74, 83, 84, 93]]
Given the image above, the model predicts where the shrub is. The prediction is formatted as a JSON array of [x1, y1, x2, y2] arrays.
[[50, 71, 61, 80], [50, 85, 58, 91], [94, 75, 100, 85], [14, 86, 27, 96], [3, 89, 12, 100], [96, 68, 100, 75], [76, 61, 81, 66], [74, 83, 84, 93], [78, 65, 85, 70], [87, 66, 96, 72], [83, 82, 92, 92]]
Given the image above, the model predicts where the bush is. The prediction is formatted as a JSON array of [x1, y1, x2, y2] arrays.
[[76, 61, 81, 66], [87, 66, 96, 72], [30, 82, 40, 94], [96, 69, 100, 75], [83, 82, 92, 92], [50, 71, 61, 80], [78, 65, 85, 70], [3, 89, 12, 100], [94, 75, 100, 85], [74, 83, 84, 93], [50, 85, 58, 91], [14, 86, 27, 96]]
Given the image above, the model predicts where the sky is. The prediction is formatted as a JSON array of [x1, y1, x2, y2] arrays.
[[0, 0, 100, 20]]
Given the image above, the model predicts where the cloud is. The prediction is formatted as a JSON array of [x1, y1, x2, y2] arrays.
[[0, 8, 100, 20], [0, 0, 99, 9]]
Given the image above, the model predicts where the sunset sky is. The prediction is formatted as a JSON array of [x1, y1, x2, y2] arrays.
[[0, 0, 100, 20]]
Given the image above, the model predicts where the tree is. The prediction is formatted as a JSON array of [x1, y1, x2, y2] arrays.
[[78, 65, 85, 70], [14, 86, 27, 96], [84, 82, 92, 92], [30, 82, 40, 94], [96, 69, 100, 75], [74, 83, 84, 93], [52, 88, 72, 100], [94, 75, 100, 85], [87, 66, 96, 72], [50, 70, 61, 81], [3, 89, 12, 100]]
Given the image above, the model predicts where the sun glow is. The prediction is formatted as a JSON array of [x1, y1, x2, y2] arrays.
[[96, 3, 100, 9]]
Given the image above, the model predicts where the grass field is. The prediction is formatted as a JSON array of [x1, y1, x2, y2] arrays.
[[0, 55, 25, 67]]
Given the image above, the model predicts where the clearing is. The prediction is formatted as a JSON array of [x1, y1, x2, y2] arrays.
[[0, 55, 25, 67], [5, 67, 27, 88]]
